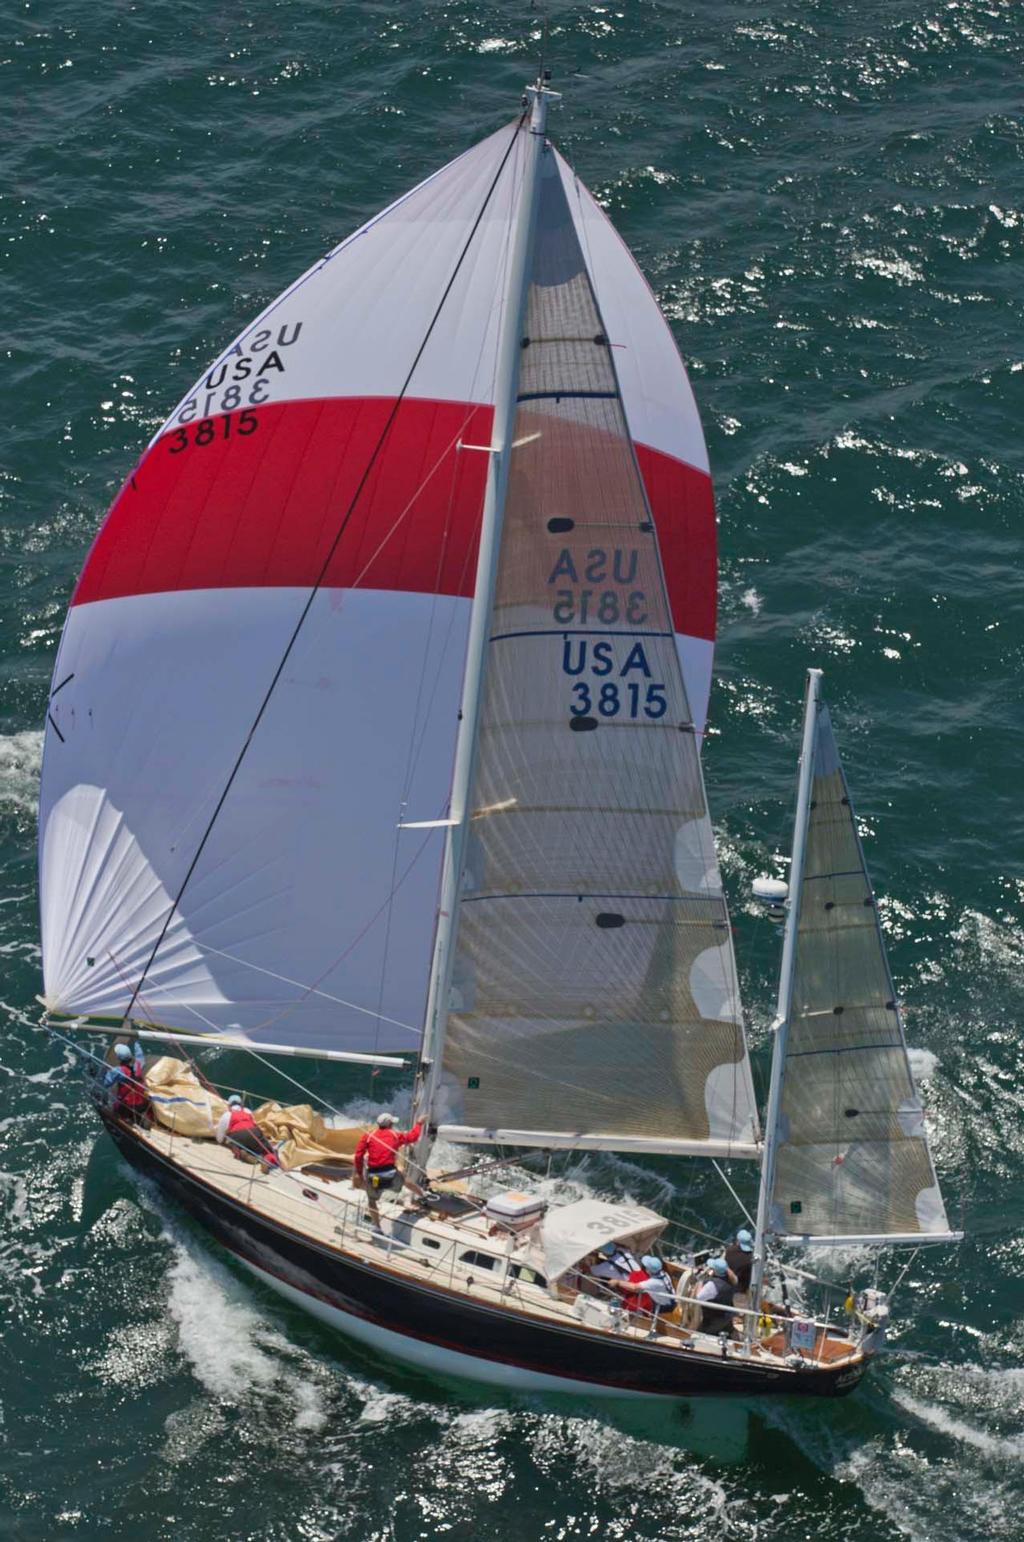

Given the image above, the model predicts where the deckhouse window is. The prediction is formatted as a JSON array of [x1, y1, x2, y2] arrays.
[[459, 1250, 498, 1271], [509, 1263, 546, 1287]]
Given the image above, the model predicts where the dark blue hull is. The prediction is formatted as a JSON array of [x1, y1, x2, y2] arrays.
[[103, 1113, 867, 1400]]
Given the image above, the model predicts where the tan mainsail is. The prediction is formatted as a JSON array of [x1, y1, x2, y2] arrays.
[[437, 153, 758, 1155]]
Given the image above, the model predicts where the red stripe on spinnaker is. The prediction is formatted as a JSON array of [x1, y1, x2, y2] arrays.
[[72, 396, 715, 642], [73, 397, 494, 608], [635, 442, 716, 646]]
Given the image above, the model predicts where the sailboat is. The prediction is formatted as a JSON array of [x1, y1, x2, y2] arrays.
[[36, 79, 959, 1400]]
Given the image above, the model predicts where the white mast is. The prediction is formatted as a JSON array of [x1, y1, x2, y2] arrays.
[[411, 81, 558, 1157], [748, 667, 822, 1328]]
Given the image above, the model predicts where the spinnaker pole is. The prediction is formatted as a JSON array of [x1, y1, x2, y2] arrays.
[[411, 81, 558, 1163], [748, 667, 822, 1334]]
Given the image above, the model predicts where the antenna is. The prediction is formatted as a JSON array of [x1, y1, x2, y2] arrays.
[[532, 0, 552, 94]]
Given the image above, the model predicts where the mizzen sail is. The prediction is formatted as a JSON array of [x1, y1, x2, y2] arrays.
[[434, 150, 759, 1158], [768, 679, 955, 1243]]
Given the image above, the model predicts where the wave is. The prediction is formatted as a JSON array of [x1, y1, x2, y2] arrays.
[[0, 729, 43, 816], [892, 1388, 1024, 1464], [157, 1209, 329, 1435]]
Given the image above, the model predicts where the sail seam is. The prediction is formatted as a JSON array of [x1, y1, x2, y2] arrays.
[[460, 891, 726, 904], [786, 1042, 906, 1058], [803, 869, 866, 882], [489, 628, 674, 642], [515, 390, 617, 402]]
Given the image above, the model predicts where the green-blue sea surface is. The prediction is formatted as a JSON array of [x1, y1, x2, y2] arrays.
[[2, 2, 1022, 1538]]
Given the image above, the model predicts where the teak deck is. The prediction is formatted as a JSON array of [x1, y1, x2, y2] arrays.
[[130, 1118, 864, 1374]]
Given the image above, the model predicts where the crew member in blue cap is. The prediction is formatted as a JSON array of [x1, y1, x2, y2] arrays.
[[696, 1257, 738, 1335], [616, 1254, 661, 1315], [726, 1228, 754, 1295], [637, 1254, 676, 1314], [588, 1239, 640, 1287], [103, 1040, 150, 1125]]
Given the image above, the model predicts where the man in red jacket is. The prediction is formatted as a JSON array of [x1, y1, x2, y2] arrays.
[[354, 1112, 423, 1223], [215, 1094, 280, 1168]]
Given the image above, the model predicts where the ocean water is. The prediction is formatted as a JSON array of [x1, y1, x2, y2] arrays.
[[2, 1, 1023, 1538]]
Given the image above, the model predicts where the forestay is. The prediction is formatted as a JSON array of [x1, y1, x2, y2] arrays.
[[38, 115, 719, 1058], [435, 152, 760, 1158], [768, 696, 954, 1243]]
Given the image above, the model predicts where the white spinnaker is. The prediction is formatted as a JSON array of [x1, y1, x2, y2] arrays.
[[38, 122, 532, 1051], [40, 589, 464, 1050], [435, 154, 759, 1156], [769, 700, 954, 1241], [162, 122, 527, 432], [39, 114, 720, 1056]]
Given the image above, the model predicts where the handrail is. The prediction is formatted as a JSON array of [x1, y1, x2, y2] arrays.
[[137, 1105, 859, 1353], [69, 1030, 877, 1329], [78, 1035, 857, 1357], [577, 1274, 847, 1341]]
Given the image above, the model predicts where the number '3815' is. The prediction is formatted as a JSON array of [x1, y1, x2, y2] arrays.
[[570, 681, 667, 719], [167, 410, 259, 453]]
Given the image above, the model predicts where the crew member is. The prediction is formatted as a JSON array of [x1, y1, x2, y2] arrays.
[[216, 1094, 279, 1168], [104, 1040, 150, 1125], [621, 1254, 678, 1320], [725, 1228, 754, 1296], [588, 1240, 640, 1289], [638, 1254, 677, 1314], [697, 1257, 738, 1335], [354, 1112, 423, 1221]]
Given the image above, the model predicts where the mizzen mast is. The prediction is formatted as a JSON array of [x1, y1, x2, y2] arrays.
[[748, 667, 822, 1327]]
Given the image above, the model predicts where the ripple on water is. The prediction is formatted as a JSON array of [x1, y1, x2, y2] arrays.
[[3, 0, 1024, 1538]]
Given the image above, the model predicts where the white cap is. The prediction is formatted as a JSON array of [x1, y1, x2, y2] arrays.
[[376, 1111, 395, 1127], [228, 1094, 243, 1107], [114, 1042, 132, 1060]]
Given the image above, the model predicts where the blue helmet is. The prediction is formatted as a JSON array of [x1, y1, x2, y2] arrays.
[[736, 1228, 754, 1252], [710, 1257, 729, 1277], [641, 1254, 661, 1274], [598, 1241, 617, 1257]]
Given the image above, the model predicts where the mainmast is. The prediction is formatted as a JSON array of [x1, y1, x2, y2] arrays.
[[748, 667, 822, 1327], [412, 80, 558, 1158]]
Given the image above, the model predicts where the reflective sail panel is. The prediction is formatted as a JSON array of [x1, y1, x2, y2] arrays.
[[436, 153, 759, 1156], [769, 702, 953, 1240]]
